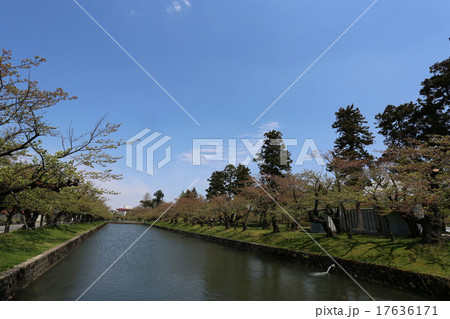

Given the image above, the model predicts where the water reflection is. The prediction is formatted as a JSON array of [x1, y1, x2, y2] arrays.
[[14, 224, 428, 301]]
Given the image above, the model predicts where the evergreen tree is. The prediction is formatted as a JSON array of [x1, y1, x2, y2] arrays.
[[328, 104, 374, 239], [375, 102, 418, 147], [233, 164, 252, 193], [255, 130, 292, 177], [206, 164, 251, 199], [180, 188, 199, 199], [152, 190, 164, 207], [140, 193, 153, 208], [418, 57, 450, 138], [206, 170, 228, 199], [331, 104, 374, 163], [376, 57, 450, 146]]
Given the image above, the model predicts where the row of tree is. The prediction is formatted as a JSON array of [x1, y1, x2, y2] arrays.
[[130, 56, 449, 244], [0, 50, 121, 232]]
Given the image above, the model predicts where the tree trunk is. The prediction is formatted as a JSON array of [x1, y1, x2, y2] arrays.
[[20, 212, 30, 230], [310, 200, 334, 237], [225, 217, 231, 230], [326, 205, 343, 234], [46, 214, 52, 226], [402, 214, 421, 237], [25, 212, 39, 229], [40, 214, 45, 228], [384, 215, 395, 242], [321, 219, 334, 237], [340, 204, 352, 239], [3, 211, 14, 233], [331, 217, 343, 234], [22, 211, 32, 229], [271, 217, 280, 233], [261, 212, 270, 230], [242, 220, 248, 231], [231, 213, 237, 230], [309, 213, 333, 237], [420, 215, 442, 244], [53, 215, 59, 225]]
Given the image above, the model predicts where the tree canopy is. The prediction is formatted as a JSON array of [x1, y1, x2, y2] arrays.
[[0, 50, 121, 232], [255, 130, 292, 178], [376, 57, 450, 146]]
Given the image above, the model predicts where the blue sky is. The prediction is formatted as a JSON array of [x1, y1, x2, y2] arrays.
[[1, 0, 449, 208]]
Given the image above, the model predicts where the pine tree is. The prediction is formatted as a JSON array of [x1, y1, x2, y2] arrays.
[[140, 193, 153, 208], [329, 104, 374, 239], [418, 57, 450, 138], [376, 57, 450, 146], [331, 104, 374, 163], [179, 188, 198, 199], [152, 190, 164, 207], [206, 170, 228, 199], [255, 130, 292, 178], [206, 164, 251, 199]]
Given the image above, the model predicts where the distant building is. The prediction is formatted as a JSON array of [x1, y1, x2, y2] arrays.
[[115, 206, 131, 217]]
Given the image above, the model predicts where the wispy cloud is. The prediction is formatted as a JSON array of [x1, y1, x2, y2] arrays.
[[260, 121, 280, 132], [177, 151, 193, 162], [102, 178, 150, 209], [130, 10, 135, 16], [166, 0, 191, 14], [177, 146, 220, 164], [239, 121, 281, 139]]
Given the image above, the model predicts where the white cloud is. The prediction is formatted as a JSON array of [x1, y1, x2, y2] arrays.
[[177, 147, 221, 165], [173, 2, 182, 11], [177, 151, 193, 162], [238, 121, 282, 139], [130, 10, 135, 15], [260, 121, 280, 131], [166, 0, 191, 14], [102, 178, 150, 209]]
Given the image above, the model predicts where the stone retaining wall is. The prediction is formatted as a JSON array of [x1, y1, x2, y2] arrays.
[[154, 225, 450, 300], [0, 223, 106, 300]]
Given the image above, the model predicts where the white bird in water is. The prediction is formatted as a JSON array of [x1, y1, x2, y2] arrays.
[[311, 264, 335, 276]]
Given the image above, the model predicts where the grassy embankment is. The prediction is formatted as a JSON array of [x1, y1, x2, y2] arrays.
[[156, 222, 450, 278], [0, 221, 105, 272]]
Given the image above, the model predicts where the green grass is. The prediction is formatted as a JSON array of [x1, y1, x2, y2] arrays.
[[156, 222, 450, 279], [0, 222, 105, 273]]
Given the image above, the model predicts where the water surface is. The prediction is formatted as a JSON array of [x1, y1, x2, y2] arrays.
[[14, 224, 427, 301]]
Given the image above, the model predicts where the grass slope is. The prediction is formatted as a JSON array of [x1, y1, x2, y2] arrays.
[[0, 222, 104, 272], [156, 222, 450, 278]]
